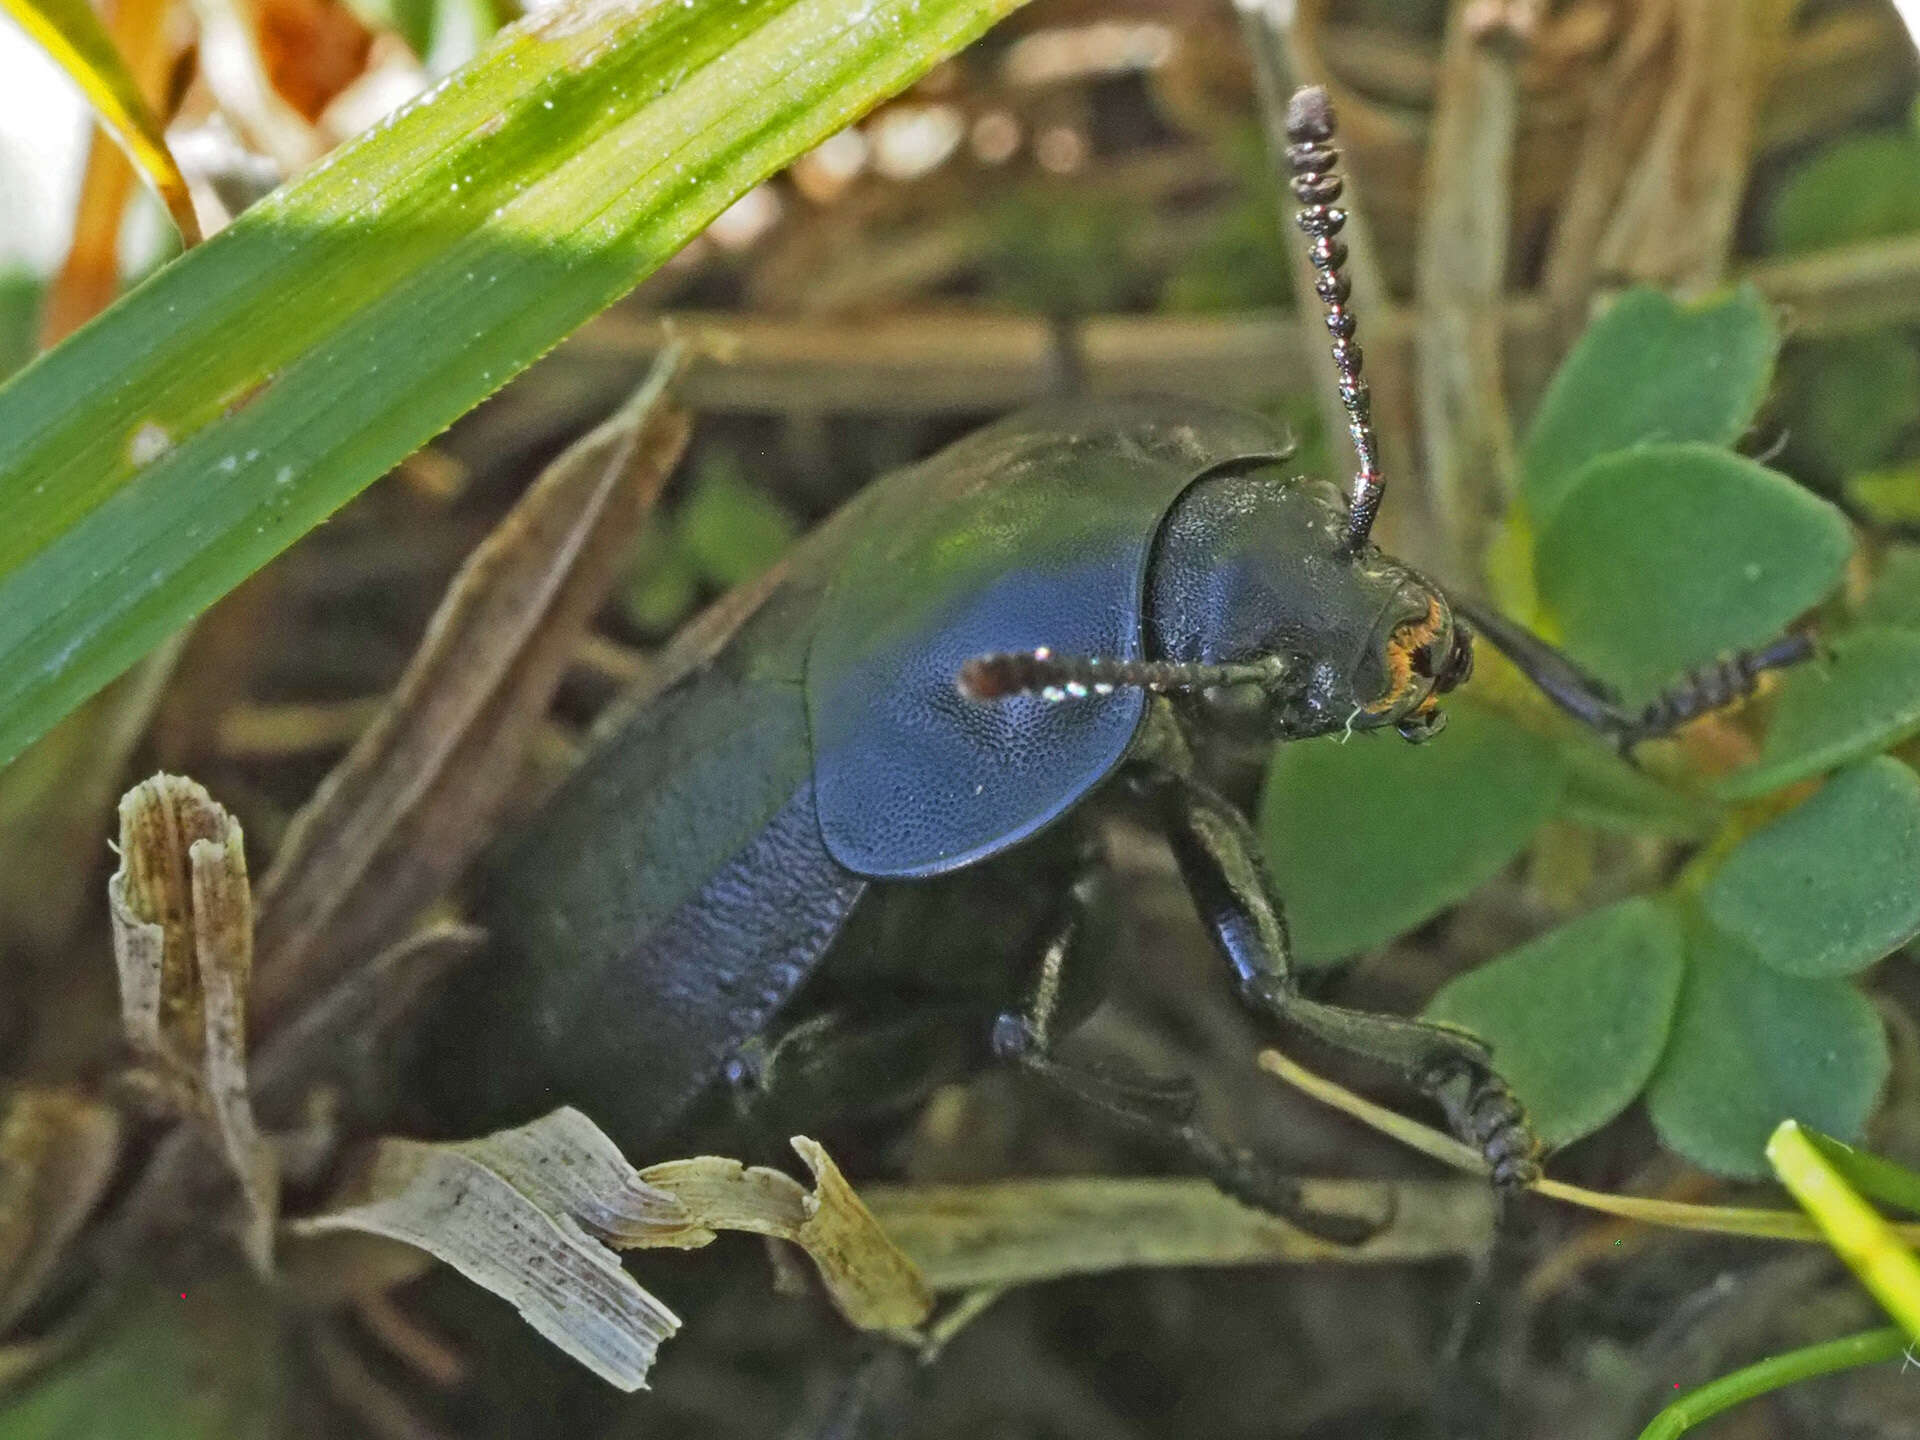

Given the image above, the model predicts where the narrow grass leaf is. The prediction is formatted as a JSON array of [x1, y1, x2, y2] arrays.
[[1426, 898, 1685, 1147], [1768, 1120, 1920, 1338], [251, 352, 688, 1025], [1791, 1129, 1920, 1219], [860, 1177, 1492, 1291], [641, 1139, 932, 1332], [1704, 757, 1920, 978], [0, 0, 1031, 771], [0, 0, 199, 242], [289, 1108, 691, 1390]]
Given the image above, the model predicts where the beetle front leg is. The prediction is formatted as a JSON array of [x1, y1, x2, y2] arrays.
[[1453, 598, 1813, 753], [991, 855, 1388, 1242], [1148, 766, 1540, 1189]]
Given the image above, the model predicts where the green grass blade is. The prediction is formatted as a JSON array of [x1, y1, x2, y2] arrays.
[[0, 0, 199, 242], [0, 0, 1028, 770], [1769, 1119, 1920, 1339], [1796, 1129, 1920, 1218]]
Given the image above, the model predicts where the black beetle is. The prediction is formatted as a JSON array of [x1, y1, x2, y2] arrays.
[[431, 88, 1809, 1231]]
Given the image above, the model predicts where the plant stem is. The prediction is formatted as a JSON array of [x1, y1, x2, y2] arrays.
[[1634, 1327, 1909, 1440]]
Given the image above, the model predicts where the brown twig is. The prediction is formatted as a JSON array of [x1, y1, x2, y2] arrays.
[[1415, 2, 1524, 576], [566, 230, 1920, 421]]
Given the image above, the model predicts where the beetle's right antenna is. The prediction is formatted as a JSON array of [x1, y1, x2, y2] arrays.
[[1286, 86, 1381, 553]]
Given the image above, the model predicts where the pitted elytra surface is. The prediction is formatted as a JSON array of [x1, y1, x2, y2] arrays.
[[806, 395, 1290, 878]]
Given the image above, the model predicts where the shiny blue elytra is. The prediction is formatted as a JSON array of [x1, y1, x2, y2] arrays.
[[806, 395, 1290, 878]]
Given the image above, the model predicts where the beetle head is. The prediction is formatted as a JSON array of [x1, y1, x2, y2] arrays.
[[958, 466, 1475, 746], [1137, 464, 1472, 744]]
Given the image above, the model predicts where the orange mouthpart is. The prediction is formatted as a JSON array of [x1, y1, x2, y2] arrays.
[[1364, 595, 1448, 716]]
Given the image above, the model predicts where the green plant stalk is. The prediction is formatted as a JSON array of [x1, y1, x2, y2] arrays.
[[1634, 1327, 1908, 1440], [1769, 1119, 1920, 1337], [0, 0, 1030, 770]]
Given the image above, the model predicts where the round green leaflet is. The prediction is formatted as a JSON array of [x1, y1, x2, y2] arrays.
[[1704, 757, 1920, 979], [1646, 927, 1888, 1179], [1534, 444, 1851, 706], [1258, 701, 1565, 965], [1426, 898, 1685, 1148]]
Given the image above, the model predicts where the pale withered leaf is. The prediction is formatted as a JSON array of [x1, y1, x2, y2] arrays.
[[639, 1137, 932, 1332], [287, 1107, 690, 1391], [861, 1176, 1494, 1291]]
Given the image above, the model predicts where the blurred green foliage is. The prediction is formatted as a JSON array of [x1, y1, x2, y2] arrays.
[[1160, 128, 1293, 313], [0, 271, 40, 386], [620, 448, 799, 634], [1767, 107, 1920, 497], [0, 1275, 281, 1440]]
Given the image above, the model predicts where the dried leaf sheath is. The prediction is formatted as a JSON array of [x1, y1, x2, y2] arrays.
[[252, 354, 691, 1025], [108, 775, 278, 1269]]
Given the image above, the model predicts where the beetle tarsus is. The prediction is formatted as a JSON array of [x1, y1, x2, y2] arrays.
[[1452, 599, 1815, 754], [1422, 1061, 1542, 1192], [1004, 1032, 1386, 1244], [1615, 630, 1815, 751]]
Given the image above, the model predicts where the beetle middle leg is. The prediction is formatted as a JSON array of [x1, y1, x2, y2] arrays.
[[1453, 598, 1813, 753], [1145, 761, 1540, 1190], [990, 847, 1391, 1243]]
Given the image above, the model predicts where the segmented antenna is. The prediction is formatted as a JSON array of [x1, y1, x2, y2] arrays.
[[1285, 86, 1381, 552], [959, 649, 1290, 703]]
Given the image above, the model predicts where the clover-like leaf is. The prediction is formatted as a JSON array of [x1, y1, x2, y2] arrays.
[[1259, 701, 1566, 965], [1534, 445, 1850, 704], [1853, 545, 1920, 629], [1426, 898, 1684, 1147], [1718, 627, 1920, 799], [1645, 928, 1888, 1179], [1704, 758, 1920, 978], [1766, 130, 1920, 256], [1780, 333, 1920, 483], [1520, 286, 1778, 525], [1552, 739, 1721, 839]]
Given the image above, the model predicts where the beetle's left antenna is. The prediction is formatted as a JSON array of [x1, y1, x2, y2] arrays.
[[960, 649, 1291, 703], [1286, 86, 1381, 553]]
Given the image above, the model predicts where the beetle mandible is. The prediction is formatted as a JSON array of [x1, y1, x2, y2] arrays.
[[431, 87, 1810, 1232]]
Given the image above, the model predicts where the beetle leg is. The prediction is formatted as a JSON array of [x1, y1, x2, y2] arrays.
[[1453, 599, 1813, 753], [991, 859, 1389, 1243], [1148, 765, 1542, 1190]]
